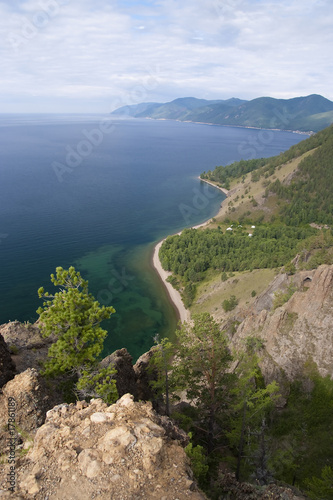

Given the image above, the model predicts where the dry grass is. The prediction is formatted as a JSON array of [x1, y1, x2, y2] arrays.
[[208, 149, 316, 225], [191, 268, 277, 321]]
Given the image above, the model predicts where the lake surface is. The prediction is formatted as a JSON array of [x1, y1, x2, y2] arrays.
[[0, 115, 308, 359]]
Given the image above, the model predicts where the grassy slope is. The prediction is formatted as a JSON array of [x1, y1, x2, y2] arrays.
[[191, 268, 276, 320], [206, 148, 317, 228], [191, 149, 318, 318]]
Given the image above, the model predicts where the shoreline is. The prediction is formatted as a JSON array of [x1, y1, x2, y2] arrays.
[[143, 117, 312, 136], [152, 239, 190, 324], [151, 180, 229, 323], [198, 177, 229, 196]]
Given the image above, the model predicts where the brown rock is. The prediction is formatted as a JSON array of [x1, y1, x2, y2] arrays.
[[133, 346, 157, 402], [232, 265, 333, 381], [100, 348, 137, 399], [0, 332, 16, 388], [1, 394, 206, 500], [0, 368, 52, 453], [0, 321, 52, 373]]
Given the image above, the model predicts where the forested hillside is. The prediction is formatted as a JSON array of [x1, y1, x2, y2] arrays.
[[156, 124, 333, 497], [112, 94, 333, 132], [201, 123, 333, 191], [160, 124, 333, 306]]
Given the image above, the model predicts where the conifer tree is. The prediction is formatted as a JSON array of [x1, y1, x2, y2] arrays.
[[149, 334, 175, 416], [227, 343, 279, 481], [174, 313, 234, 453], [37, 266, 116, 377]]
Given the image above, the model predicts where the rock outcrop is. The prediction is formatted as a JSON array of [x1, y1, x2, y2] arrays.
[[0, 321, 52, 373], [0, 368, 53, 453], [216, 472, 305, 499], [0, 394, 205, 500], [233, 265, 333, 381], [0, 332, 16, 387], [133, 347, 157, 402], [100, 348, 138, 399]]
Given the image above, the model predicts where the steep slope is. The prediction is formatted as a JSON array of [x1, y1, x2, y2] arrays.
[[160, 124, 333, 382], [201, 127, 333, 379], [203, 123, 333, 225], [232, 265, 333, 382]]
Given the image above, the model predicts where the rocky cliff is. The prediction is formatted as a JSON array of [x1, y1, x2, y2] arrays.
[[0, 265, 332, 498], [232, 264, 333, 382], [0, 321, 53, 374], [0, 391, 205, 500]]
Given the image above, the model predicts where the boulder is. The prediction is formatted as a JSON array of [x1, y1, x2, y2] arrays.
[[0, 368, 52, 453], [133, 346, 157, 402]]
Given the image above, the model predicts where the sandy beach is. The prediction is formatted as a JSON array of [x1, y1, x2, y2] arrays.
[[199, 177, 229, 196], [152, 239, 190, 324], [151, 178, 229, 323]]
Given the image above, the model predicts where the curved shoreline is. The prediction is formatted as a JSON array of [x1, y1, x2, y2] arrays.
[[151, 179, 229, 323], [152, 239, 190, 324], [198, 177, 229, 196]]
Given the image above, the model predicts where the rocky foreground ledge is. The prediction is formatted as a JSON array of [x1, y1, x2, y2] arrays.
[[0, 392, 204, 500]]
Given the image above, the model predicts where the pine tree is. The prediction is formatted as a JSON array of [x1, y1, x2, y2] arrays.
[[37, 266, 116, 377], [174, 313, 234, 453]]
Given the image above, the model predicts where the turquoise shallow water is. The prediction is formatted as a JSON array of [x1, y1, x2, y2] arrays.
[[0, 115, 308, 359]]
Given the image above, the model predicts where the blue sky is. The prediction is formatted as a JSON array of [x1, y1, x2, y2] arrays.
[[0, 0, 332, 112]]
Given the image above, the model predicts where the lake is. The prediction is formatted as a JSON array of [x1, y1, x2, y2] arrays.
[[0, 115, 308, 359]]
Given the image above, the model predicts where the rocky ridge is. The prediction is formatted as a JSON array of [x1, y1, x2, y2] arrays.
[[232, 264, 333, 382]]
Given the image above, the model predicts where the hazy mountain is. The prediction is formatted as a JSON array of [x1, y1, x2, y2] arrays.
[[112, 94, 333, 132]]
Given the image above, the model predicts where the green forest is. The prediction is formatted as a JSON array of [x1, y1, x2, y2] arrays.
[[201, 124, 333, 192], [6, 124, 333, 499], [36, 269, 333, 499], [152, 124, 333, 497], [159, 225, 317, 306], [161, 124, 333, 307]]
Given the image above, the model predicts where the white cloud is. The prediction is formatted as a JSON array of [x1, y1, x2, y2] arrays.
[[0, 0, 332, 112]]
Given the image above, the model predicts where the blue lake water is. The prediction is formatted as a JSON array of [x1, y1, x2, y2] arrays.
[[0, 115, 308, 359]]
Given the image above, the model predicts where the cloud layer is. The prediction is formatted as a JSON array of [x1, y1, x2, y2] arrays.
[[0, 0, 332, 112]]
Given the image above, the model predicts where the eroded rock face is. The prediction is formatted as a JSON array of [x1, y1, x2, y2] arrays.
[[0, 368, 53, 468], [133, 347, 157, 402], [0, 332, 16, 388], [0, 321, 52, 373], [0, 369, 51, 434], [100, 348, 138, 399], [233, 265, 333, 381], [2, 394, 204, 500]]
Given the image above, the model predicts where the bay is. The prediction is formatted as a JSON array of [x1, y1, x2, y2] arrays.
[[0, 115, 308, 359]]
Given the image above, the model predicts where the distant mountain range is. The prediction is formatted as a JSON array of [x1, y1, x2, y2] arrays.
[[111, 94, 333, 132]]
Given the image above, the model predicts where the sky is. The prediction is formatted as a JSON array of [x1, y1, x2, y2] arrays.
[[0, 0, 332, 113]]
